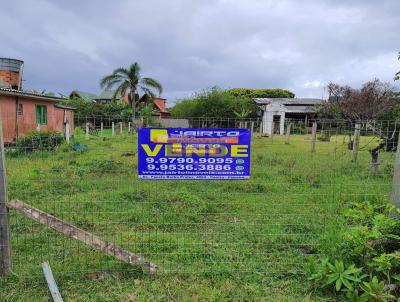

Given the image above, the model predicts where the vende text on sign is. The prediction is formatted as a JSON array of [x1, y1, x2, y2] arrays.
[[138, 128, 251, 180]]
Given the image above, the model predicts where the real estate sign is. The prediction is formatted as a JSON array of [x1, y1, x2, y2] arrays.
[[138, 128, 251, 180]]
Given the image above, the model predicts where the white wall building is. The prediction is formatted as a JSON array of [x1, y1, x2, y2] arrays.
[[254, 98, 323, 135]]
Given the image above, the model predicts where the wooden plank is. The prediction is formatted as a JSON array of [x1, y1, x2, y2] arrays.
[[0, 114, 11, 276], [41, 262, 64, 302], [7, 200, 159, 274]]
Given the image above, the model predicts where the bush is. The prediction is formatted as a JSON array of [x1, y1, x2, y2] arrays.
[[170, 87, 258, 118], [16, 131, 64, 152], [308, 199, 400, 300], [224, 88, 295, 98], [61, 98, 133, 119]]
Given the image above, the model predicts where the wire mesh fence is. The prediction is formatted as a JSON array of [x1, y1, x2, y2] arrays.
[[1, 114, 398, 281]]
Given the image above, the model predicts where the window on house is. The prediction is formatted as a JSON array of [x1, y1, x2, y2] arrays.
[[36, 105, 47, 125], [17, 104, 23, 116]]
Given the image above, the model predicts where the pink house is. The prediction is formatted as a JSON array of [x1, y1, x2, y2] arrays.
[[0, 88, 74, 144], [0, 58, 74, 144]]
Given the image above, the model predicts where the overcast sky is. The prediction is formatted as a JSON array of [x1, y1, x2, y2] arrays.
[[1, 0, 399, 105]]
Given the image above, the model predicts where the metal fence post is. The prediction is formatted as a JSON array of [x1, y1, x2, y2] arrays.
[[285, 122, 291, 145], [311, 122, 317, 153], [391, 132, 400, 211], [0, 114, 11, 276], [352, 123, 361, 162]]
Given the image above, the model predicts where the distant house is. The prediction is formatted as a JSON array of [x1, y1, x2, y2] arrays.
[[153, 98, 170, 118], [69, 90, 170, 117], [0, 58, 74, 144], [253, 98, 323, 135]]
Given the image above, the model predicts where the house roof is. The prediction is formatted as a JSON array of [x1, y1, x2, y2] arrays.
[[253, 98, 323, 106], [95, 90, 122, 100], [70, 90, 122, 102], [69, 90, 98, 102], [0, 87, 67, 102], [54, 104, 76, 110], [153, 98, 169, 113]]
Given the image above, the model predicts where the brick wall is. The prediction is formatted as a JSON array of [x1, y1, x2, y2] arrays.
[[0, 70, 20, 88]]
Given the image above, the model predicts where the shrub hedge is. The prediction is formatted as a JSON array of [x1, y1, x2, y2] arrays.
[[16, 131, 64, 152]]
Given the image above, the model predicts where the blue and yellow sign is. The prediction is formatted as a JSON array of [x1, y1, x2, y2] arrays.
[[138, 128, 251, 180]]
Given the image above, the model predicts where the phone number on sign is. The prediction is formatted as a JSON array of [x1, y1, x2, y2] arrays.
[[145, 157, 234, 164], [146, 164, 233, 171]]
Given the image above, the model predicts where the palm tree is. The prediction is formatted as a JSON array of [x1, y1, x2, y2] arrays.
[[100, 62, 163, 126]]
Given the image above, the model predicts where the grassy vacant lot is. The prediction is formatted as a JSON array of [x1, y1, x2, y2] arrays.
[[0, 131, 395, 301]]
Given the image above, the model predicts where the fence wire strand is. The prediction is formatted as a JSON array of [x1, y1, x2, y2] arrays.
[[1, 115, 398, 279]]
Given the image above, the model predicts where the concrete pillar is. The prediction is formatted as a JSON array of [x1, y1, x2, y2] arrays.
[[65, 122, 70, 144], [263, 111, 274, 135], [279, 113, 285, 135]]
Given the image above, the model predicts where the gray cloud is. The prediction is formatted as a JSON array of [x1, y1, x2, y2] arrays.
[[1, 0, 399, 104]]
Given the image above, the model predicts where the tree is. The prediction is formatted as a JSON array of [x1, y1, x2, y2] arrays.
[[326, 79, 394, 121], [100, 62, 162, 127], [395, 52, 400, 81], [322, 80, 398, 174]]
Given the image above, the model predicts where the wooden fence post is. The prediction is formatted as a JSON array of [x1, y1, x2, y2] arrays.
[[0, 114, 11, 276], [128, 122, 131, 133], [259, 121, 263, 135], [311, 122, 317, 153], [270, 122, 274, 142], [391, 132, 400, 212], [85, 122, 89, 140], [112, 122, 115, 136], [352, 123, 361, 162], [119, 122, 123, 134], [251, 121, 254, 135], [285, 122, 291, 145], [100, 122, 103, 136]]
